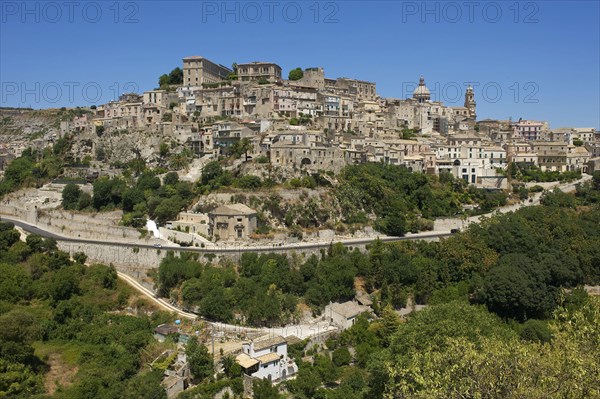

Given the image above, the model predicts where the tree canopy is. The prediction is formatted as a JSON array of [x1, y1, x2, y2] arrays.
[[288, 68, 304, 81]]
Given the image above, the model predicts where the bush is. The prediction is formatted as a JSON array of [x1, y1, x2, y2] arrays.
[[529, 185, 544, 193], [236, 175, 262, 189], [519, 319, 552, 343], [62, 183, 82, 210], [332, 347, 351, 367]]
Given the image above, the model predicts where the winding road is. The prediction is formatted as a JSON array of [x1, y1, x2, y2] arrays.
[[1, 174, 591, 338]]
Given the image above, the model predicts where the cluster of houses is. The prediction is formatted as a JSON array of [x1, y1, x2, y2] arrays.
[[54, 55, 599, 188]]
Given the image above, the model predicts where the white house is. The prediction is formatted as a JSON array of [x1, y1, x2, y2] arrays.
[[235, 336, 298, 382]]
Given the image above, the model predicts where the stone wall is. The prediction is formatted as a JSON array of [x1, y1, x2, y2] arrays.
[[58, 241, 167, 277], [38, 210, 142, 242], [159, 228, 200, 246], [0, 204, 146, 243]]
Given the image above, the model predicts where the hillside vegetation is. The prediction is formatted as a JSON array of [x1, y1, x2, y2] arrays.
[[0, 225, 171, 399]]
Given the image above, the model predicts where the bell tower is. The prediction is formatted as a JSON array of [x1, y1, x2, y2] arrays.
[[464, 85, 476, 120]]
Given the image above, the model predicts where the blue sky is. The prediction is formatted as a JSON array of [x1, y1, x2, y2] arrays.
[[1, 0, 598, 128]]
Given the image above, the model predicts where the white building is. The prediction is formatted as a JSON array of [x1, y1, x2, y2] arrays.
[[236, 336, 298, 382]]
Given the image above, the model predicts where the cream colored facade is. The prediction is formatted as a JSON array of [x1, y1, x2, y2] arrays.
[[208, 204, 257, 240], [566, 145, 590, 172], [183, 56, 232, 86], [270, 140, 348, 173], [533, 142, 568, 171], [237, 62, 282, 83]]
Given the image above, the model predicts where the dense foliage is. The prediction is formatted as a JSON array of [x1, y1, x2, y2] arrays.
[[274, 295, 600, 399], [0, 223, 168, 398], [159, 249, 359, 326], [288, 68, 304, 81], [158, 67, 183, 88], [160, 178, 600, 328], [512, 163, 582, 182], [335, 163, 507, 235], [61, 170, 196, 226], [0, 138, 73, 197]]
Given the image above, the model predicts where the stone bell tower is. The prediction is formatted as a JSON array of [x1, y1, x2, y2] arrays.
[[464, 85, 476, 120]]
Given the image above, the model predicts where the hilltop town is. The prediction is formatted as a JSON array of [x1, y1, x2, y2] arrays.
[[58, 57, 597, 181], [1, 56, 598, 247], [1, 56, 600, 399], [3, 0, 600, 395]]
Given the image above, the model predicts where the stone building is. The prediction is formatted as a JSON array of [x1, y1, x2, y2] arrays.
[[327, 77, 377, 101], [208, 204, 257, 240], [183, 56, 232, 86], [566, 145, 590, 172], [237, 62, 282, 83], [324, 301, 370, 330], [270, 137, 348, 173], [533, 142, 568, 171]]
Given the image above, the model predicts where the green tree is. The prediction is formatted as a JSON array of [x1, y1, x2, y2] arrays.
[[163, 171, 179, 186], [77, 192, 92, 210], [221, 355, 241, 378], [169, 150, 192, 171], [152, 196, 184, 225], [592, 171, 600, 191], [201, 161, 223, 185], [159, 142, 170, 157], [231, 138, 253, 161], [62, 183, 82, 210], [121, 187, 145, 212], [158, 67, 183, 87], [237, 175, 262, 189], [384, 214, 406, 237], [253, 378, 281, 399], [123, 370, 167, 399], [3, 156, 34, 186], [332, 347, 351, 367], [384, 298, 600, 399], [129, 157, 147, 176], [288, 366, 321, 398], [288, 67, 304, 81], [479, 261, 554, 321], [159, 74, 170, 87], [92, 177, 125, 210], [0, 263, 31, 302], [169, 67, 183, 84], [186, 336, 214, 381]]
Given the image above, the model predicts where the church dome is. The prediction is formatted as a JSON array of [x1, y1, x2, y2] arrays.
[[413, 76, 430, 101]]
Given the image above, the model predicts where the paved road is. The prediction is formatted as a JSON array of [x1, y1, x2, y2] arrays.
[[0, 216, 453, 254]]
